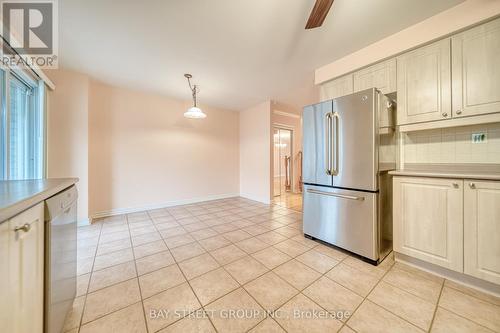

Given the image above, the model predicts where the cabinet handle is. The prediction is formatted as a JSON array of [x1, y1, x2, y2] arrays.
[[456, 110, 462, 115], [14, 223, 31, 233], [469, 183, 476, 189], [442, 112, 448, 117]]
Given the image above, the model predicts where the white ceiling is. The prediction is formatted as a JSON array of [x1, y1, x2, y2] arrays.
[[58, 0, 465, 111]]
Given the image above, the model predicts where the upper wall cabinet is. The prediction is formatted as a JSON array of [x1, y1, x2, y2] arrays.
[[452, 18, 500, 118], [353, 59, 397, 94], [396, 39, 451, 125], [319, 74, 353, 101]]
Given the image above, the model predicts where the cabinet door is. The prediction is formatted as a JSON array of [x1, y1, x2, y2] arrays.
[[0, 203, 45, 333], [464, 180, 500, 284], [393, 177, 463, 271], [452, 18, 500, 118], [319, 74, 353, 101], [396, 39, 451, 125], [353, 58, 397, 94]]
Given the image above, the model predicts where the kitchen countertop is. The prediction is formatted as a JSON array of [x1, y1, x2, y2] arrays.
[[0, 178, 78, 223], [389, 164, 500, 181]]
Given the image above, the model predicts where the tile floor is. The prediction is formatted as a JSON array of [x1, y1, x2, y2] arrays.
[[273, 192, 302, 212], [67, 197, 500, 333]]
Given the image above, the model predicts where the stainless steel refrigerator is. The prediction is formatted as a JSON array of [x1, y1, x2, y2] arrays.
[[302, 88, 395, 264]]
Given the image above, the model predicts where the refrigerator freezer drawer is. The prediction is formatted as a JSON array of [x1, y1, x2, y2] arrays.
[[303, 184, 378, 260]]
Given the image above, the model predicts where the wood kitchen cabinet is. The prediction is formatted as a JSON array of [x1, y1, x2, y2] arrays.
[[319, 74, 353, 101], [452, 18, 500, 118], [464, 180, 500, 285], [393, 177, 463, 272], [0, 203, 44, 333], [353, 58, 397, 94], [396, 39, 452, 125]]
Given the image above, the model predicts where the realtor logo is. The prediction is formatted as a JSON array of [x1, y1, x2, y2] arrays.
[[1, 0, 58, 68]]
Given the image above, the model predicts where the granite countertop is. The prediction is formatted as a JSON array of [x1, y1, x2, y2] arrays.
[[0, 178, 78, 223], [389, 164, 500, 181]]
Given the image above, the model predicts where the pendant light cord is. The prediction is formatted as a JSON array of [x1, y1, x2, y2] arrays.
[[186, 75, 198, 107]]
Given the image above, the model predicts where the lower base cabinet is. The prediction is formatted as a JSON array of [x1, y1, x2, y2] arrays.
[[0, 203, 45, 333], [394, 176, 500, 285], [393, 177, 463, 272], [464, 181, 500, 285]]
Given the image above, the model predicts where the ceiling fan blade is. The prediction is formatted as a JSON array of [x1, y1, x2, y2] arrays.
[[305, 0, 334, 29]]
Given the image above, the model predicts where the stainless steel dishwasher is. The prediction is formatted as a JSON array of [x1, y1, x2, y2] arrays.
[[44, 186, 78, 333]]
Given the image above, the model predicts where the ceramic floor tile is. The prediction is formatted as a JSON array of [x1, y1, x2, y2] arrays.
[[383, 266, 442, 303], [368, 281, 436, 330], [158, 316, 216, 333], [96, 238, 132, 256], [155, 221, 181, 231], [251, 247, 292, 269], [343, 256, 391, 279], [93, 248, 134, 271], [183, 222, 210, 232], [164, 234, 196, 249], [198, 235, 232, 251], [244, 272, 298, 310], [82, 279, 141, 323], [431, 307, 495, 333], [235, 237, 269, 254], [296, 249, 339, 274], [303, 276, 363, 319], [273, 259, 321, 290], [339, 325, 356, 333], [190, 228, 218, 240], [62, 296, 85, 331], [204, 288, 265, 333], [242, 225, 271, 236], [275, 293, 343, 333], [77, 257, 94, 275], [78, 245, 97, 260], [178, 253, 220, 280], [273, 239, 310, 258], [444, 279, 500, 306], [439, 286, 500, 332], [170, 242, 206, 262], [290, 235, 318, 248], [255, 231, 288, 245], [222, 230, 253, 243], [139, 264, 186, 299], [347, 300, 424, 333], [313, 244, 348, 261], [393, 262, 444, 284], [89, 261, 137, 292], [99, 230, 130, 244], [79, 302, 147, 333], [131, 232, 162, 246], [77, 273, 90, 296], [327, 262, 381, 297], [133, 240, 168, 259], [210, 244, 247, 265], [135, 250, 175, 276], [248, 318, 285, 332], [212, 223, 240, 233], [224, 256, 269, 284], [159, 226, 187, 238], [143, 283, 201, 333], [189, 268, 240, 305], [129, 225, 156, 236]]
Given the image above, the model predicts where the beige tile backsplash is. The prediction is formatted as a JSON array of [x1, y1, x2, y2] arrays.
[[403, 123, 500, 164]]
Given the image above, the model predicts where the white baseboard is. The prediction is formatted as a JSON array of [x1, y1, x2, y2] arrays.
[[239, 194, 271, 205], [91, 193, 239, 220]]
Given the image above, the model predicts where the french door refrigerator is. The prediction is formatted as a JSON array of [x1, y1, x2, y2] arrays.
[[302, 88, 394, 264]]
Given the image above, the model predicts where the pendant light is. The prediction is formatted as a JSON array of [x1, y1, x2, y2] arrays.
[[183, 74, 207, 119]]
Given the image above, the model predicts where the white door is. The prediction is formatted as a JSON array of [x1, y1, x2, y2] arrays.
[[319, 74, 354, 101], [452, 18, 500, 118], [353, 58, 397, 94], [396, 39, 452, 125], [464, 180, 500, 284], [0, 203, 45, 333], [393, 177, 463, 272]]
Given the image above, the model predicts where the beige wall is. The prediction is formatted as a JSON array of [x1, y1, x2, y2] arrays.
[[271, 102, 303, 194], [315, 0, 500, 84], [47, 69, 240, 220], [46, 70, 89, 222], [239, 101, 272, 204], [88, 80, 239, 216]]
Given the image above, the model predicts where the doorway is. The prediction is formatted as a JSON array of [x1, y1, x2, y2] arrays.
[[273, 128, 293, 198]]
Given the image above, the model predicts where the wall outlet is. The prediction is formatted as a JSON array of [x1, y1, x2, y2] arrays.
[[472, 132, 487, 143]]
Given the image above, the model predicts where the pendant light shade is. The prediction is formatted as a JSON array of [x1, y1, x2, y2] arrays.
[[184, 106, 207, 119], [183, 73, 207, 119]]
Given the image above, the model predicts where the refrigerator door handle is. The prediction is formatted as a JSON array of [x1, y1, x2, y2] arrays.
[[331, 112, 340, 176], [307, 188, 365, 201], [325, 112, 332, 175]]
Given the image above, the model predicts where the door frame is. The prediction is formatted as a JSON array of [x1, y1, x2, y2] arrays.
[[272, 124, 294, 198]]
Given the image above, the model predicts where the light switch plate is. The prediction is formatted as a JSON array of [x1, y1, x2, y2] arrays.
[[472, 132, 487, 143]]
